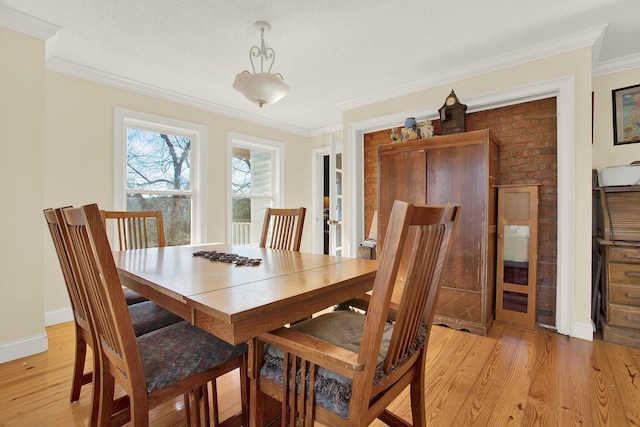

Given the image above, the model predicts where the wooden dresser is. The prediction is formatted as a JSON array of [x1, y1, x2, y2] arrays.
[[377, 129, 500, 335], [594, 186, 640, 347]]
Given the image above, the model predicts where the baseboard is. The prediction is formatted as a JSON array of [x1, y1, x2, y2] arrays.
[[45, 307, 73, 326], [0, 332, 48, 364], [572, 320, 594, 341]]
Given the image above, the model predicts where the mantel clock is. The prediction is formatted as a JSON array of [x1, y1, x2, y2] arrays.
[[438, 90, 467, 135]]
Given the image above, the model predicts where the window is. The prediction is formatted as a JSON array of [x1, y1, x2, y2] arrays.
[[114, 109, 207, 245], [227, 133, 283, 245]]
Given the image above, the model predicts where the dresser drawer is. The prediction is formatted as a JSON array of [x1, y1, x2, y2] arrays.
[[608, 303, 640, 329], [609, 246, 640, 264], [609, 283, 640, 307], [609, 262, 640, 286]]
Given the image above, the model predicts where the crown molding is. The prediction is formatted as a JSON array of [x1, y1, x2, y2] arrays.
[[593, 52, 640, 76], [46, 56, 312, 137], [309, 122, 343, 137], [336, 25, 607, 112], [0, 5, 59, 40]]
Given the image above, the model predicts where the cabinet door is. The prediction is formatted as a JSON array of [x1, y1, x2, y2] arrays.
[[378, 148, 426, 248], [426, 143, 486, 292]]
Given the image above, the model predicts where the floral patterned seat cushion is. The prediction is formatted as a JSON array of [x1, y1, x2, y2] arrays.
[[137, 321, 248, 393], [128, 300, 183, 337], [123, 287, 148, 305]]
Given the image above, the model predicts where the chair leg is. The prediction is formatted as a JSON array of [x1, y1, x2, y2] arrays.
[[71, 326, 88, 402], [87, 348, 101, 427], [184, 393, 191, 427], [202, 384, 211, 426], [210, 380, 219, 426], [193, 389, 202, 426], [240, 357, 249, 426], [409, 351, 427, 427], [129, 391, 150, 427], [97, 365, 116, 427]]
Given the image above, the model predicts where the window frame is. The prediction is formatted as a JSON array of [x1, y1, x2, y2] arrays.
[[114, 108, 207, 244], [226, 132, 284, 244]]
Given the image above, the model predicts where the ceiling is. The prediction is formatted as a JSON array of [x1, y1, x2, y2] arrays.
[[3, 0, 640, 136]]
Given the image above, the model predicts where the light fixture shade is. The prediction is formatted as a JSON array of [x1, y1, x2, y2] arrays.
[[233, 71, 290, 107], [233, 21, 290, 107]]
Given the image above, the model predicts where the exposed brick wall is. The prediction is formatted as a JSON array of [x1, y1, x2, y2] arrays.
[[364, 98, 557, 326]]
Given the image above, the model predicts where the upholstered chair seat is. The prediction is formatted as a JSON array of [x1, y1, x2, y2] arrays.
[[138, 321, 247, 394], [128, 301, 182, 337], [123, 287, 148, 305]]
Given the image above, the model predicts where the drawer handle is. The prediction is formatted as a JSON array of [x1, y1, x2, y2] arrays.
[[624, 271, 640, 278], [624, 315, 640, 323], [624, 254, 640, 260], [626, 293, 640, 299]]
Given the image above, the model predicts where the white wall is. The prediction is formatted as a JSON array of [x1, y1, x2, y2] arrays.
[[0, 28, 47, 362], [593, 68, 640, 170]]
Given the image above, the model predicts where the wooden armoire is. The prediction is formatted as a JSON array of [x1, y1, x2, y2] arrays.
[[377, 129, 500, 335]]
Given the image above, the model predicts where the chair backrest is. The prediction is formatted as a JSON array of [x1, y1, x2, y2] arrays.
[[357, 200, 459, 390], [65, 204, 144, 392], [100, 210, 165, 250], [44, 207, 92, 333], [259, 207, 306, 251]]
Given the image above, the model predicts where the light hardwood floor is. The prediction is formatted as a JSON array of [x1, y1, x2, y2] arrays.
[[0, 321, 638, 426]]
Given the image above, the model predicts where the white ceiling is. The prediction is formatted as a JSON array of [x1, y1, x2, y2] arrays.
[[3, 0, 640, 136]]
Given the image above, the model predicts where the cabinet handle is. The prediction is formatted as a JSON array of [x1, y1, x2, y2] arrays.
[[624, 271, 640, 278], [625, 292, 640, 299], [624, 315, 640, 323]]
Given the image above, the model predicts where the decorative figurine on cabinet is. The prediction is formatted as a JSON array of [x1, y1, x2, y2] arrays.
[[402, 117, 419, 141], [420, 119, 435, 138], [438, 89, 467, 135]]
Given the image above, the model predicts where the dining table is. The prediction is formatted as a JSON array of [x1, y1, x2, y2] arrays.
[[113, 243, 378, 346]]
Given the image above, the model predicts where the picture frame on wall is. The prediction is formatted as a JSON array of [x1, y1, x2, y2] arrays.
[[612, 83, 640, 145]]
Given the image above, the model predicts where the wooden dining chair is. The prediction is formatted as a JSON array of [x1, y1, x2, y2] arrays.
[[63, 203, 248, 427], [44, 208, 183, 425], [100, 209, 168, 305], [100, 209, 166, 250], [251, 200, 459, 427], [259, 207, 306, 251]]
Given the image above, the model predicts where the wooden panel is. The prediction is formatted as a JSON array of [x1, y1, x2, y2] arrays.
[[601, 319, 640, 348], [377, 148, 426, 248], [608, 303, 640, 329], [434, 287, 482, 324], [598, 187, 640, 242], [608, 246, 640, 264], [427, 142, 485, 292], [608, 283, 640, 307], [608, 262, 640, 286]]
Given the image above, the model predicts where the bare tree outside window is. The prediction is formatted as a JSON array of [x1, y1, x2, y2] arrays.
[[126, 128, 192, 245]]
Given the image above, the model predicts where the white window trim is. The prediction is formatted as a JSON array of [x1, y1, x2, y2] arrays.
[[114, 107, 208, 244], [226, 132, 284, 243]]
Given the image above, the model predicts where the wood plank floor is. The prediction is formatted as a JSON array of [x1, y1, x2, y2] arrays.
[[0, 321, 638, 426]]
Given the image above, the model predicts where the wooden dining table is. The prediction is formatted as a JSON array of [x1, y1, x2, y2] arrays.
[[113, 243, 378, 346]]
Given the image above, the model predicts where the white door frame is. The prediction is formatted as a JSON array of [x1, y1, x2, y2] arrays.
[[311, 146, 330, 254]]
